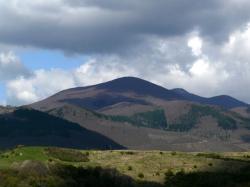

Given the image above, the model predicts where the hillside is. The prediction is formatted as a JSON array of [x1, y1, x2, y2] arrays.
[[1, 147, 250, 187], [27, 77, 250, 152], [43, 103, 250, 151], [0, 107, 124, 149], [31, 77, 249, 111]]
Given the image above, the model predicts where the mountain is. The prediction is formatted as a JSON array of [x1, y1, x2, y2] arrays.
[[28, 77, 250, 152], [32, 77, 248, 111], [0, 107, 124, 149], [172, 88, 248, 109]]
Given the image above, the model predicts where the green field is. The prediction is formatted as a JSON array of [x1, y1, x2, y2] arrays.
[[1, 147, 250, 187]]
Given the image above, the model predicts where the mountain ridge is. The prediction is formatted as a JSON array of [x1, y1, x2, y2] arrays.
[[33, 77, 248, 110]]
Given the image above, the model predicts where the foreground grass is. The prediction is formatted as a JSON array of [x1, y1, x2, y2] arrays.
[[1, 147, 250, 186]]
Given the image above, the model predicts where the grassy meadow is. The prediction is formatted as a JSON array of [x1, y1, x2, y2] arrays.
[[0, 147, 250, 186]]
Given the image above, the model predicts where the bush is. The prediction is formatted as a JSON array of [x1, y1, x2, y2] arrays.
[[127, 166, 133, 171], [138, 173, 144, 178], [171, 151, 177, 156], [45, 148, 89, 162], [196, 153, 221, 159], [164, 168, 250, 187], [165, 169, 174, 179], [120, 151, 134, 155]]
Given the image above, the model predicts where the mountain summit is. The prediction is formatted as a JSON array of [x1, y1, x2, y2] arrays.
[[32, 76, 248, 110], [0, 77, 242, 151]]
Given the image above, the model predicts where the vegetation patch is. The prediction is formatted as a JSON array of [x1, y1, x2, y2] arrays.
[[168, 105, 237, 131], [1, 147, 250, 187], [196, 153, 250, 163], [196, 153, 222, 159], [164, 169, 250, 187], [45, 148, 89, 162], [104, 109, 168, 129]]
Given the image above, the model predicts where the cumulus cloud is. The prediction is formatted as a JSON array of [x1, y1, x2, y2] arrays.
[[1, 30, 241, 105], [0, 0, 250, 54], [0, 51, 30, 81], [188, 36, 203, 56], [1, 1, 250, 105], [6, 69, 76, 105]]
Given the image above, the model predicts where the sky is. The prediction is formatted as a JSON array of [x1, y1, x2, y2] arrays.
[[0, 0, 250, 106]]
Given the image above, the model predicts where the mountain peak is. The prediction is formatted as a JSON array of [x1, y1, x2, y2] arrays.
[[32, 77, 248, 110], [96, 76, 181, 100], [172, 88, 189, 95], [99, 76, 157, 87]]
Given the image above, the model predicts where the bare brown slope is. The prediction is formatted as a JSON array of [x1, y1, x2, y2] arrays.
[[44, 103, 250, 152], [28, 77, 250, 151], [231, 107, 250, 118]]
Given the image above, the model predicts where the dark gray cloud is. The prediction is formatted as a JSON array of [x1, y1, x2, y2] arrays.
[[0, 0, 250, 54]]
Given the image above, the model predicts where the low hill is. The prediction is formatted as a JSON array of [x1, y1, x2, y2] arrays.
[[0, 107, 124, 149]]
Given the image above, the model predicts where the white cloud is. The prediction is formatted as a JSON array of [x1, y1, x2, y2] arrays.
[[222, 24, 250, 62], [0, 51, 30, 82], [4, 23, 250, 105], [189, 59, 209, 76], [5, 57, 138, 106], [188, 36, 203, 56], [6, 69, 76, 105], [74, 57, 138, 86]]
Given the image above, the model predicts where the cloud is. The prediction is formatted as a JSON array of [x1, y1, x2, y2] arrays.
[[74, 58, 137, 85], [188, 36, 203, 56], [0, 51, 30, 82], [1, 1, 250, 105], [0, 0, 250, 54], [1, 32, 236, 105], [5, 25, 250, 105], [6, 69, 76, 105]]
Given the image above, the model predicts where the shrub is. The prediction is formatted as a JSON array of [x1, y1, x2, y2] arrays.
[[138, 173, 144, 178], [171, 151, 177, 156], [125, 151, 134, 155], [45, 148, 89, 162], [128, 166, 133, 171], [196, 153, 221, 159], [165, 169, 174, 178], [176, 169, 185, 176]]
